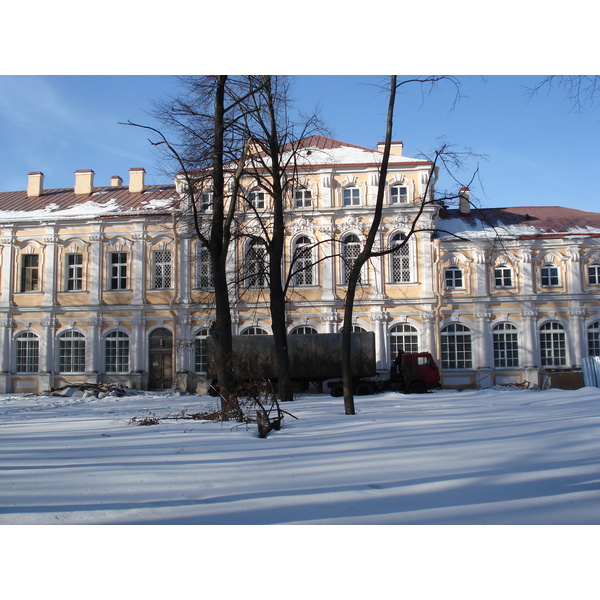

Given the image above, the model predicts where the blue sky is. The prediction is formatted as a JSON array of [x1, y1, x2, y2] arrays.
[[1, 75, 600, 212]]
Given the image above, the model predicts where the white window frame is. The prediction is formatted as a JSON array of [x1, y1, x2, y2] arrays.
[[294, 187, 312, 208], [153, 249, 172, 289], [441, 323, 472, 369], [292, 235, 315, 287], [492, 322, 519, 368], [105, 330, 130, 374], [390, 233, 412, 283], [16, 331, 39, 373], [540, 263, 560, 288], [244, 239, 268, 289], [493, 265, 513, 288], [444, 265, 464, 290], [58, 330, 86, 373], [342, 185, 360, 207], [390, 184, 409, 204], [341, 234, 363, 284], [109, 251, 128, 291]]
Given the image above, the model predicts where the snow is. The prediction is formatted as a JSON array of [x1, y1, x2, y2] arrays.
[[2, 386, 599, 525], [438, 216, 600, 238], [2, 386, 598, 596]]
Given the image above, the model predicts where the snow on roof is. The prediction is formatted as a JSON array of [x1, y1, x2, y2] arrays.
[[0, 185, 178, 223], [437, 206, 600, 239], [242, 135, 431, 170]]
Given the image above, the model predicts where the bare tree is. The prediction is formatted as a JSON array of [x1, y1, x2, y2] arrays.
[[234, 75, 322, 402], [339, 75, 471, 415], [125, 76, 264, 419], [528, 76, 600, 113]]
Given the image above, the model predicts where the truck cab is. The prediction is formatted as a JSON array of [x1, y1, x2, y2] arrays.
[[391, 352, 441, 393]]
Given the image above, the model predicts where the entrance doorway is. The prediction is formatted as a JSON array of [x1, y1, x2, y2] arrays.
[[148, 328, 173, 390]]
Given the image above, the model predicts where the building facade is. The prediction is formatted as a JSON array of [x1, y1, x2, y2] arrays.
[[1, 136, 600, 394]]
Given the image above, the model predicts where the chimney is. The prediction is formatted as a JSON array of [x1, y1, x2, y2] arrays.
[[27, 172, 44, 197], [459, 187, 471, 214], [129, 168, 145, 193], [110, 175, 123, 187], [377, 141, 403, 156], [74, 169, 94, 195]]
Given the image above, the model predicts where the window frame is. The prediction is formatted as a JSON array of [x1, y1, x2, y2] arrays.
[[153, 249, 172, 290], [194, 328, 210, 373], [20, 253, 40, 293], [390, 233, 412, 283], [15, 331, 39, 373], [341, 234, 363, 284], [588, 321, 600, 357], [244, 239, 268, 289], [493, 265, 513, 289], [58, 330, 86, 373], [294, 187, 312, 208], [292, 235, 315, 287], [109, 251, 128, 291], [540, 263, 560, 288], [249, 188, 266, 210], [105, 330, 130, 374], [390, 184, 409, 204], [588, 263, 600, 286], [194, 244, 214, 290], [390, 323, 419, 357], [492, 322, 519, 368], [539, 321, 567, 367], [342, 185, 360, 207], [66, 252, 84, 292], [444, 265, 464, 290], [441, 323, 473, 369]]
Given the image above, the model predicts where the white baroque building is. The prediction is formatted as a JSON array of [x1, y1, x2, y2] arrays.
[[1, 136, 600, 394]]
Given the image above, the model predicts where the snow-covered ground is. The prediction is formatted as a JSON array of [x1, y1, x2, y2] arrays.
[[2, 385, 600, 525], [2, 386, 598, 597]]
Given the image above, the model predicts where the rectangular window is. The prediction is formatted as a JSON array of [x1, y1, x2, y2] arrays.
[[588, 264, 600, 285], [541, 265, 560, 287], [66, 253, 83, 291], [391, 185, 408, 204], [20, 254, 39, 292], [494, 267, 512, 288], [153, 250, 172, 289], [105, 333, 130, 373], [445, 267, 463, 289], [110, 252, 127, 290], [343, 187, 360, 206], [493, 332, 519, 367]]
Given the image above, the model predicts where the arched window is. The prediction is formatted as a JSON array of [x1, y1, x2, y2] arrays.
[[492, 323, 519, 367], [292, 236, 314, 286], [194, 328, 210, 373], [588, 321, 600, 357], [16, 331, 39, 373], [291, 326, 318, 335], [390, 324, 418, 358], [248, 188, 266, 209], [342, 234, 362, 284], [390, 233, 411, 283], [342, 185, 360, 206], [540, 263, 560, 287], [390, 184, 408, 204], [441, 323, 472, 369], [588, 263, 600, 285], [105, 331, 130, 373], [241, 327, 268, 335], [294, 187, 312, 208], [494, 265, 513, 288], [539, 321, 567, 367], [244, 239, 268, 289], [59, 330, 86, 373], [195, 245, 213, 289], [444, 265, 463, 290]]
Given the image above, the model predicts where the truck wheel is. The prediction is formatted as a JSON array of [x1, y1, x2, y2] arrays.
[[355, 382, 374, 396], [329, 383, 344, 397], [407, 381, 428, 394]]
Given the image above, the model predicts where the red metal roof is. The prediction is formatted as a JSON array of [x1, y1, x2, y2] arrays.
[[0, 184, 179, 219]]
